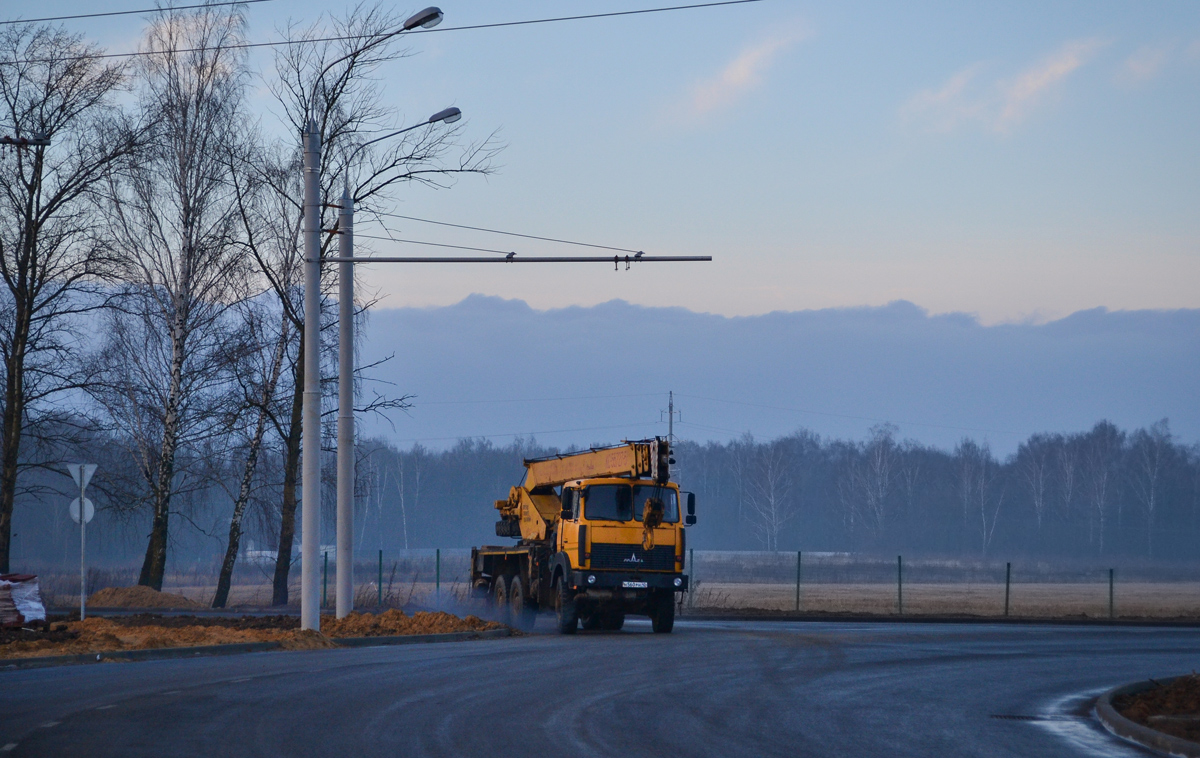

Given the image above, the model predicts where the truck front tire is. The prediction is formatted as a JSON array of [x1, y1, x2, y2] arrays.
[[651, 592, 675, 634], [554, 578, 578, 635]]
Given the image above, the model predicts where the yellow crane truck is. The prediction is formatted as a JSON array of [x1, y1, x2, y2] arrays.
[[470, 438, 696, 634]]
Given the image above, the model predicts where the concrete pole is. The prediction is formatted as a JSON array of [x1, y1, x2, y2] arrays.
[[79, 469, 86, 621], [336, 184, 355, 619], [300, 120, 322, 631]]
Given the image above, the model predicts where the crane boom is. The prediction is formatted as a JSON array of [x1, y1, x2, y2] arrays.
[[521, 440, 667, 489]]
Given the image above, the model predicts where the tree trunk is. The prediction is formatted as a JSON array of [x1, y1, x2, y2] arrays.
[[0, 308, 28, 574], [214, 321, 287, 608], [272, 344, 304, 606], [139, 316, 186, 591]]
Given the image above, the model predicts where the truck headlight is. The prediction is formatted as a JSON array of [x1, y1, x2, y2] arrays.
[[673, 577, 682, 587], [587, 575, 596, 584]]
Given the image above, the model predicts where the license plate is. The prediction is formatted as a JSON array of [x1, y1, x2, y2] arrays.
[[622, 581, 648, 589]]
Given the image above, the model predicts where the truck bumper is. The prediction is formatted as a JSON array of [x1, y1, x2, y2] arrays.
[[569, 570, 688, 592]]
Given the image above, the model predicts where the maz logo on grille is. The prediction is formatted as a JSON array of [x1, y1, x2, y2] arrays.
[[623, 554, 644, 563]]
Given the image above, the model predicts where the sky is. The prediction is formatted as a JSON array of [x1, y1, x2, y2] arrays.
[[19, 0, 1200, 324]]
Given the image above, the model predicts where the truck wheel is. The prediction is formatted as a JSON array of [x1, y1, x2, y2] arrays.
[[492, 574, 511, 626], [508, 575, 536, 631], [650, 592, 674, 634], [554, 577, 578, 635], [601, 612, 625, 631]]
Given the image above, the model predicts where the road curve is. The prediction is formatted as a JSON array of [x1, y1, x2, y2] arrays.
[[1, 619, 1193, 757]]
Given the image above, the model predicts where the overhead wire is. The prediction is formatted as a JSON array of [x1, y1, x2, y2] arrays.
[[674, 393, 1026, 437], [0, 0, 276, 26], [370, 211, 642, 254], [3, 0, 765, 64]]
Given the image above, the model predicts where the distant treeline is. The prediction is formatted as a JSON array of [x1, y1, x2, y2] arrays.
[[353, 419, 1199, 560], [13, 420, 1199, 576]]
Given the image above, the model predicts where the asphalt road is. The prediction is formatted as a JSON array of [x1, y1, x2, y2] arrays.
[[1, 619, 1195, 757]]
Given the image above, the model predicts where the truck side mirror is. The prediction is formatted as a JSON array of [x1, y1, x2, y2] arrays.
[[684, 492, 697, 526], [560, 507, 572, 521]]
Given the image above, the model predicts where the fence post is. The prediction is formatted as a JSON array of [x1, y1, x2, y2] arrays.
[[795, 551, 802, 612], [378, 549, 383, 609], [1004, 562, 1011, 617], [897, 555, 903, 615], [1109, 568, 1115, 619], [436, 548, 441, 607], [688, 548, 695, 610], [322, 551, 328, 608]]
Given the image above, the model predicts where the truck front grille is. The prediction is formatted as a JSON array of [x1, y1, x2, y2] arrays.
[[589, 543, 676, 572]]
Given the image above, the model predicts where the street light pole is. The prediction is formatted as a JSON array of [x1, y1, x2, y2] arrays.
[[335, 183, 355, 619], [300, 119, 322, 631]]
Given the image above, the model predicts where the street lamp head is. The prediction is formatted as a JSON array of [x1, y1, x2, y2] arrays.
[[403, 7, 444, 30], [428, 107, 462, 124]]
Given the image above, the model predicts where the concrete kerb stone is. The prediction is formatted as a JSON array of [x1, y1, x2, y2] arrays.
[[680, 612, 1200, 628], [1095, 676, 1200, 758], [1, 628, 513, 671]]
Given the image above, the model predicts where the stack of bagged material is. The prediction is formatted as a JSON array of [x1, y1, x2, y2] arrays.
[[0, 574, 46, 626]]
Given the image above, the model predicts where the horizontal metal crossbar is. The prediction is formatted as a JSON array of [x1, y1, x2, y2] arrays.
[[319, 255, 712, 263]]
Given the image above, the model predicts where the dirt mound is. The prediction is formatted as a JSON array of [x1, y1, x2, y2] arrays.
[[88, 586, 200, 609], [1115, 674, 1200, 742], [0, 616, 335, 659], [0, 610, 504, 659], [321, 609, 504, 637]]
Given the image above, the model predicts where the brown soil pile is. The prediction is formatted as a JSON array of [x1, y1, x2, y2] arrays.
[[320, 609, 504, 637], [0, 610, 505, 660], [88, 586, 200, 609], [1115, 674, 1200, 743]]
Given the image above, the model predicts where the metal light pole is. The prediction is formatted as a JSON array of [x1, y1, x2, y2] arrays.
[[300, 119, 322, 631], [336, 184, 355, 619]]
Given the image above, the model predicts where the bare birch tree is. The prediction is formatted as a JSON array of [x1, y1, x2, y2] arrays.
[[1129, 419, 1170, 557], [1017, 433, 1055, 540], [92, 6, 252, 590], [956, 438, 1004, 556], [1081, 421, 1123, 555], [0, 24, 137, 572]]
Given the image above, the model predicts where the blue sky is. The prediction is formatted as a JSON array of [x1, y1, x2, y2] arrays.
[[23, 1, 1200, 323]]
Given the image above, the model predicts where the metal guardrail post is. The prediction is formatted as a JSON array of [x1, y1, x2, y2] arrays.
[[436, 548, 441, 607], [322, 551, 328, 608], [378, 549, 383, 609]]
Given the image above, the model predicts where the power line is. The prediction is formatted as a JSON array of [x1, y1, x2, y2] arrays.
[[0, 0, 275, 26], [390, 419, 660, 445], [371, 212, 642, 254], [417, 392, 663, 406], [4, 0, 765, 64], [675, 393, 1026, 437], [352, 233, 514, 256]]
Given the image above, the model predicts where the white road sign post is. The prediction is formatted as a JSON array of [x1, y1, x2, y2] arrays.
[[67, 463, 97, 620]]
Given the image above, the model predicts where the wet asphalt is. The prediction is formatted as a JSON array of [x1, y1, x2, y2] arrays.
[[1, 618, 1194, 757]]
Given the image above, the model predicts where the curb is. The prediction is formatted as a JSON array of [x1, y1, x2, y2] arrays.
[[678, 612, 1200, 628], [335, 628, 511, 647], [1095, 677, 1200, 758], [1, 628, 512, 671], [1, 641, 282, 670]]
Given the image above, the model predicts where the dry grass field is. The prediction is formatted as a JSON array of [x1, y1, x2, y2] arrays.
[[688, 581, 1200, 618]]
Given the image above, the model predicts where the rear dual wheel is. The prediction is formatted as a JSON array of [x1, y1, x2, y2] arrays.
[[508, 575, 536, 632]]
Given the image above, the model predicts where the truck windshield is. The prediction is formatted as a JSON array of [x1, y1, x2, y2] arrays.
[[584, 485, 632, 521], [583, 484, 679, 522], [633, 485, 679, 523]]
